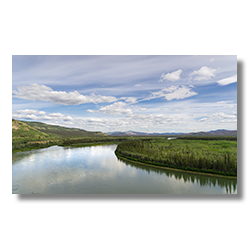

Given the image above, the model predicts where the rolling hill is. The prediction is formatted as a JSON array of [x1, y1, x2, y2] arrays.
[[12, 119, 108, 152], [20, 120, 107, 138], [12, 119, 53, 141]]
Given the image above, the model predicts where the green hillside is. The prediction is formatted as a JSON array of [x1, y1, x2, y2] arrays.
[[12, 119, 56, 152], [24, 120, 107, 138], [12, 119, 114, 153], [12, 119, 53, 141]]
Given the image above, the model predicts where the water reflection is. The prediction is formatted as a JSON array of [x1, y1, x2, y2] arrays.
[[117, 157, 237, 194], [12, 145, 237, 194]]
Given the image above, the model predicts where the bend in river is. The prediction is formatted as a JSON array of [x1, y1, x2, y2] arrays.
[[12, 145, 237, 194]]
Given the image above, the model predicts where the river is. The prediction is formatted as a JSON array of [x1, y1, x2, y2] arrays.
[[12, 144, 237, 194]]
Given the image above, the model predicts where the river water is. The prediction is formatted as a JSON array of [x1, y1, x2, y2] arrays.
[[12, 145, 237, 194]]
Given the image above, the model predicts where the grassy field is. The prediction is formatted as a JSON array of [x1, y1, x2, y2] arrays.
[[115, 138, 237, 177], [24, 120, 106, 138]]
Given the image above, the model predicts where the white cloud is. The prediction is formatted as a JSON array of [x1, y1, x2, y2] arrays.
[[217, 74, 237, 85], [42, 113, 73, 121], [129, 113, 183, 125], [216, 101, 235, 108], [86, 109, 95, 113], [217, 101, 233, 104], [198, 112, 237, 123], [189, 66, 216, 81], [12, 109, 46, 115], [119, 97, 137, 103], [12, 113, 39, 121], [160, 69, 182, 82], [88, 102, 133, 116], [149, 85, 198, 101], [12, 109, 73, 122], [12, 107, 236, 133], [12, 83, 117, 105]]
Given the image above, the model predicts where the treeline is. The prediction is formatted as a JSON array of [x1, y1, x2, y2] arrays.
[[178, 136, 237, 141], [12, 140, 59, 152], [59, 136, 129, 146], [115, 140, 237, 177], [12, 136, 131, 153]]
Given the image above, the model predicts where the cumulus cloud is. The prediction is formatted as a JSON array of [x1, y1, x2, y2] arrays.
[[87, 102, 133, 116], [198, 112, 237, 123], [159, 69, 182, 82], [217, 74, 237, 86], [12, 109, 46, 115], [12, 83, 117, 105], [216, 101, 233, 104], [129, 113, 183, 125], [119, 97, 137, 103], [12, 109, 73, 122], [216, 101, 235, 108], [12, 113, 38, 121], [189, 66, 216, 81], [13, 108, 235, 133], [42, 113, 73, 121], [148, 85, 198, 101]]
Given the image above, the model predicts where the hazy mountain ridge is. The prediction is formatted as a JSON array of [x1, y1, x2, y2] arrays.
[[107, 129, 237, 136], [185, 129, 237, 136], [13, 119, 237, 138]]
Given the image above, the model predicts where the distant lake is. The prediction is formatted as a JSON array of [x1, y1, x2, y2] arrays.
[[168, 137, 177, 140], [12, 145, 237, 194]]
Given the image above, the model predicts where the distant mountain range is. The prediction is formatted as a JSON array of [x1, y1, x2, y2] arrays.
[[107, 129, 237, 136], [185, 129, 237, 136], [106, 131, 183, 136], [13, 119, 237, 137]]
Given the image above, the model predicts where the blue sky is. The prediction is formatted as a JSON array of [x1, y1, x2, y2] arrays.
[[12, 55, 237, 133]]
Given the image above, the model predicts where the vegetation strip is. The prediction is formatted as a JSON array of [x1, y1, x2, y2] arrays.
[[115, 139, 237, 177], [115, 152, 237, 179]]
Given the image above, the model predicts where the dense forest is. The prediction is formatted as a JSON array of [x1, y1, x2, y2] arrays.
[[115, 138, 237, 177]]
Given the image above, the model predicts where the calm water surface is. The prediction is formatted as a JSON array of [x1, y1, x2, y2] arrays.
[[12, 145, 237, 194]]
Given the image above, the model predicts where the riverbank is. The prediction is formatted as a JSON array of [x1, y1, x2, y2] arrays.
[[115, 151, 237, 179], [115, 139, 237, 177], [12, 141, 121, 153]]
